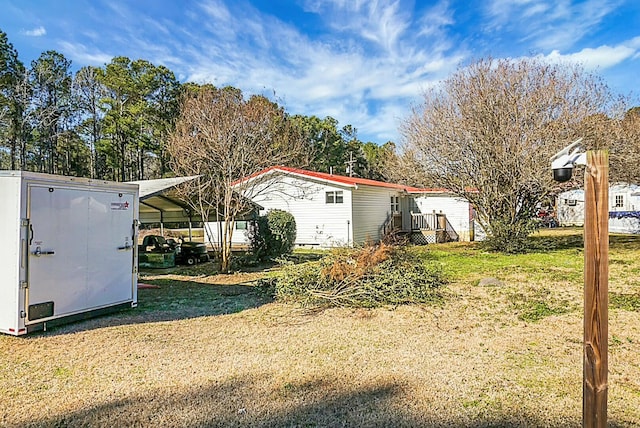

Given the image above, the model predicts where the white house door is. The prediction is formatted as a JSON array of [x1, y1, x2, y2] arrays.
[[390, 196, 402, 230]]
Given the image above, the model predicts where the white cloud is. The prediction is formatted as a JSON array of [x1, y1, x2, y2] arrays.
[[222, 0, 456, 141], [542, 37, 640, 70], [302, 0, 411, 56], [484, 0, 624, 51], [58, 41, 112, 65], [200, 0, 233, 22], [183, 7, 459, 142], [23, 26, 46, 37], [417, 1, 454, 39], [354, 102, 413, 142]]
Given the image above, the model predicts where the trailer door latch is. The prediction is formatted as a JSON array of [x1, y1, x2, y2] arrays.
[[31, 246, 55, 256]]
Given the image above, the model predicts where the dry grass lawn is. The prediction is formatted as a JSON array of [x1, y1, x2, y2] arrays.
[[1, 228, 640, 427]]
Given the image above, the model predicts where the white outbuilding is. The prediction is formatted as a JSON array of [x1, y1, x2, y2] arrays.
[[557, 183, 640, 233]]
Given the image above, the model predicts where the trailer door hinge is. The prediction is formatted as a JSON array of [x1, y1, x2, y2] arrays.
[[20, 310, 26, 319], [20, 281, 28, 289], [21, 219, 29, 227]]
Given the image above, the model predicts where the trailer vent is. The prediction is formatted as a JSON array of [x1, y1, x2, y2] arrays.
[[28, 302, 54, 321]]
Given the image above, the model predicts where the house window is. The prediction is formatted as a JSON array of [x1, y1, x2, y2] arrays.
[[566, 199, 577, 206], [390, 196, 400, 213], [235, 221, 247, 230], [615, 195, 624, 208], [326, 191, 343, 204]]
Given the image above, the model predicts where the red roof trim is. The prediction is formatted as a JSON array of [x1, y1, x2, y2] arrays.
[[234, 166, 453, 193]]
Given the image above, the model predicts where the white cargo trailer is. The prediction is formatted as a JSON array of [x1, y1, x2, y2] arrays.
[[0, 171, 139, 335]]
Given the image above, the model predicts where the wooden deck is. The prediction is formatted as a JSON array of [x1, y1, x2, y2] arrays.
[[382, 212, 459, 244]]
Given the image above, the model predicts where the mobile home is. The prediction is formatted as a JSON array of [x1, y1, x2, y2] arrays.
[[234, 166, 474, 247]]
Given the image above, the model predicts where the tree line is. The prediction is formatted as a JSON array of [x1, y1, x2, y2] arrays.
[[5, 27, 640, 257], [0, 29, 394, 182]]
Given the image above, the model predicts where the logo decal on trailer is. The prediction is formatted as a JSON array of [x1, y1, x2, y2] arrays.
[[111, 201, 130, 210]]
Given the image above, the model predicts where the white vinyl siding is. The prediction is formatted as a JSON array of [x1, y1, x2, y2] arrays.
[[238, 170, 481, 246], [248, 174, 353, 247], [204, 221, 252, 246], [352, 186, 400, 244], [608, 184, 640, 211], [557, 189, 585, 226]]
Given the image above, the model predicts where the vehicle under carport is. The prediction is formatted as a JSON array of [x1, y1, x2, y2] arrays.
[[130, 176, 204, 268], [130, 176, 260, 268]]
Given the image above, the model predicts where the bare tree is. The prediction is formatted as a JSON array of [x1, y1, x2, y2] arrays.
[[607, 107, 640, 184], [400, 57, 614, 251], [167, 86, 307, 272]]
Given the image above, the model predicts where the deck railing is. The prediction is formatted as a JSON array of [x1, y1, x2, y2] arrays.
[[410, 212, 459, 242], [410, 212, 438, 230]]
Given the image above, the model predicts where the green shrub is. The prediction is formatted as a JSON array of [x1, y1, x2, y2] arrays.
[[258, 243, 447, 308], [249, 209, 297, 260], [481, 218, 539, 254]]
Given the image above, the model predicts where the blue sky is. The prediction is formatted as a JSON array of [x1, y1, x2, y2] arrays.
[[1, 0, 639, 144]]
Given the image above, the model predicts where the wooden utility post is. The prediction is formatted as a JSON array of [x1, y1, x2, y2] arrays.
[[583, 150, 609, 428]]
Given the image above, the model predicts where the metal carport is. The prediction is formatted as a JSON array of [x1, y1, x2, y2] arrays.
[[128, 176, 201, 237], [129, 176, 262, 245]]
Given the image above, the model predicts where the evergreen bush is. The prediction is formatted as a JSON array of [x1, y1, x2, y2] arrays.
[[481, 218, 539, 253], [249, 209, 297, 260]]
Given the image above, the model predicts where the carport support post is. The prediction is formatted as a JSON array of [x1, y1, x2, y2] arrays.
[[583, 150, 609, 428]]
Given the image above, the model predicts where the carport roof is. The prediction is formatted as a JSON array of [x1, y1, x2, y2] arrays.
[[130, 176, 262, 225], [133, 176, 200, 200], [128, 176, 200, 224]]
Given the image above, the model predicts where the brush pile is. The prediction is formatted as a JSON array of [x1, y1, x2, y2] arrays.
[[258, 243, 446, 308]]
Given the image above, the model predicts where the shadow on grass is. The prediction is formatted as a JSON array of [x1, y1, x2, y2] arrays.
[[27, 276, 271, 337], [281, 251, 325, 263], [527, 230, 640, 253], [25, 253, 325, 338], [135, 277, 271, 317], [610, 292, 640, 311], [527, 233, 584, 251], [19, 374, 632, 428]]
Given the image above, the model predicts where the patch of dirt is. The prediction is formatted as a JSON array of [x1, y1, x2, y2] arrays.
[[141, 271, 264, 286]]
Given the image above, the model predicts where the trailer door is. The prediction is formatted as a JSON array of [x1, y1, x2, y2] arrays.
[[27, 185, 90, 322], [85, 190, 136, 308], [26, 186, 136, 323]]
